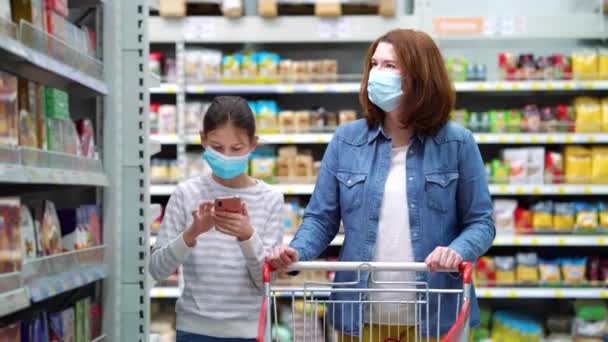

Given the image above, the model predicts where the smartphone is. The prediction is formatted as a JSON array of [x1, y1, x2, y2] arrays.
[[214, 196, 242, 213]]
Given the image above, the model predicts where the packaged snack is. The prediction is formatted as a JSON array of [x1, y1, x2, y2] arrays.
[[494, 256, 516, 285], [493, 199, 517, 233], [149, 103, 159, 135], [34, 83, 46, 149], [241, 52, 258, 82], [18, 79, 39, 147], [0, 71, 18, 146], [256, 101, 278, 134], [279, 60, 293, 83], [277, 111, 294, 134], [21, 312, 49, 342], [75, 119, 96, 158], [572, 50, 598, 80], [310, 110, 325, 132], [149, 52, 162, 76], [506, 109, 522, 133], [574, 96, 601, 133], [598, 202, 608, 229], [294, 111, 310, 133], [475, 257, 496, 286], [326, 111, 338, 131], [201, 49, 222, 82], [61, 307, 75, 342], [339, 110, 357, 125], [49, 311, 65, 341], [540, 106, 557, 132], [450, 109, 468, 128], [502, 148, 528, 184], [45, 87, 70, 119], [516, 253, 539, 284], [79, 204, 101, 246], [574, 202, 599, 231], [532, 201, 554, 230], [519, 54, 536, 80], [34, 200, 63, 255], [295, 154, 314, 179], [587, 256, 601, 284], [591, 147, 608, 184], [555, 104, 574, 132], [82, 298, 90, 340], [539, 259, 561, 284], [489, 110, 508, 133], [565, 146, 592, 184], [322, 59, 338, 82], [491, 159, 510, 184], [158, 104, 177, 135], [545, 151, 564, 184], [258, 52, 280, 83], [310, 60, 323, 82], [185, 101, 205, 135], [600, 259, 608, 285], [601, 97, 608, 132], [277, 146, 297, 179], [522, 105, 541, 132], [562, 258, 587, 285], [514, 207, 533, 233], [62, 120, 81, 155], [90, 302, 102, 339], [20, 205, 37, 262], [46, 118, 64, 152], [0, 198, 20, 274], [250, 154, 276, 183], [527, 148, 545, 184], [599, 49, 608, 80], [554, 202, 575, 231], [11, 0, 45, 29], [58, 208, 84, 251]]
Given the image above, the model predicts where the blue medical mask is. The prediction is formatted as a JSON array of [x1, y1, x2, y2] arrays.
[[367, 69, 403, 112], [202, 147, 250, 180]]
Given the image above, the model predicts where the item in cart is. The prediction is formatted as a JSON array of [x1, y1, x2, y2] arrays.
[[0, 198, 20, 274], [591, 147, 608, 184], [545, 151, 564, 184], [539, 258, 561, 284], [0, 71, 18, 146], [562, 258, 587, 285], [45, 88, 69, 119], [339, 110, 357, 125], [158, 105, 177, 135], [522, 105, 541, 132], [34, 200, 63, 255], [495, 256, 516, 285], [532, 201, 554, 230], [256, 101, 279, 134], [575, 97, 602, 133], [514, 207, 533, 233], [572, 50, 598, 80], [565, 146, 592, 184], [502, 148, 528, 184], [75, 119, 96, 158], [20, 205, 37, 261], [574, 202, 599, 231], [554, 202, 575, 231], [516, 253, 539, 284], [493, 199, 517, 233]]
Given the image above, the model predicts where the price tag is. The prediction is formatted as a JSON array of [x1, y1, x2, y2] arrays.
[[564, 82, 574, 90], [558, 187, 567, 195], [475, 83, 487, 91], [482, 289, 492, 298], [587, 136, 596, 143], [318, 18, 352, 39], [478, 134, 488, 142], [600, 291, 608, 299], [508, 290, 518, 298], [314, 135, 326, 143], [156, 289, 165, 298], [547, 136, 556, 143], [531, 238, 540, 246], [512, 237, 521, 246], [565, 135, 574, 143], [312, 84, 327, 92], [499, 185, 508, 193], [511, 83, 520, 91], [282, 85, 295, 93], [166, 85, 177, 93], [531, 82, 542, 90], [338, 84, 351, 93], [515, 187, 525, 195], [285, 186, 295, 195], [554, 290, 564, 298], [531, 136, 540, 144], [532, 186, 542, 195], [498, 136, 508, 143], [514, 136, 524, 143], [597, 237, 606, 246], [274, 291, 282, 297], [496, 83, 505, 91], [547, 83, 555, 91], [583, 187, 593, 195], [584, 82, 594, 90], [558, 238, 566, 246], [286, 136, 295, 144], [194, 86, 205, 94]]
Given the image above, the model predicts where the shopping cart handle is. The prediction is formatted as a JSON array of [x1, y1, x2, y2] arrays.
[[264, 261, 474, 284]]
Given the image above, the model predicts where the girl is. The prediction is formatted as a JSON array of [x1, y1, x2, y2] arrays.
[[150, 96, 284, 342]]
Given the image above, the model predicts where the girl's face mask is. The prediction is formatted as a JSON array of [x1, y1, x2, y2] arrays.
[[202, 147, 250, 180]]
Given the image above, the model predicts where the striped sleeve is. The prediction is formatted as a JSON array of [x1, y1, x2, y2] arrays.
[[149, 185, 193, 282], [238, 191, 284, 290]]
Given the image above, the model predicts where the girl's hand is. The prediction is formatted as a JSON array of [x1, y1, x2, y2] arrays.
[[183, 201, 214, 247], [266, 245, 299, 272], [425, 246, 463, 271], [214, 203, 254, 241]]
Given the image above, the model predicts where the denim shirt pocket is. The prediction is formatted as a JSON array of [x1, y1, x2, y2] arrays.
[[336, 170, 367, 214], [425, 171, 459, 213]]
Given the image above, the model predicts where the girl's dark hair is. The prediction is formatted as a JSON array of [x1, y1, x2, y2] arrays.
[[203, 96, 256, 139]]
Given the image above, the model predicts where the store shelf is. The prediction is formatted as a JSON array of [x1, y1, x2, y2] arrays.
[[0, 287, 30, 317], [185, 83, 360, 94], [150, 134, 181, 144], [150, 184, 177, 196], [28, 264, 107, 303], [0, 28, 107, 96], [0, 148, 109, 186], [150, 286, 181, 298], [476, 287, 608, 299], [455, 80, 608, 92], [474, 133, 608, 144], [150, 83, 180, 94], [492, 235, 607, 247]]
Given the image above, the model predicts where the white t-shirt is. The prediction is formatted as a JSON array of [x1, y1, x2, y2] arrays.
[[366, 145, 417, 325]]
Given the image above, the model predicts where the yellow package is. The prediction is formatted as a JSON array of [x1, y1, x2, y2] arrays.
[[602, 98, 608, 132], [565, 146, 592, 183], [572, 50, 598, 80], [574, 97, 601, 132], [516, 253, 539, 285], [592, 147, 608, 184], [600, 49, 608, 80], [554, 203, 575, 231]]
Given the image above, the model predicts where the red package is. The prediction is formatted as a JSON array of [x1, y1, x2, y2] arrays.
[[83, 26, 97, 56], [475, 257, 496, 286], [600, 259, 608, 285], [45, 0, 69, 17], [75, 119, 96, 158], [45, 11, 67, 60], [588, 257, 601, 283], [545, 151, 564, 184], [90, 303, 102, 339], [514, 207, 533, 233]]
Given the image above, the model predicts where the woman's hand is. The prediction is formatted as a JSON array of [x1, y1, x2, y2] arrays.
[[183, 201, 215, 247], [266, 245, 299, 272], [213, 203, 254, 241], [425, 246, 463, 271]]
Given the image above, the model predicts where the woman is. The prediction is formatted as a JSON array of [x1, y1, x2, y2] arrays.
[[267, 29, 495, 340]]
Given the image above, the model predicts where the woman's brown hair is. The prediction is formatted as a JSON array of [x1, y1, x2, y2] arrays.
[[359, 29, 455, 136]]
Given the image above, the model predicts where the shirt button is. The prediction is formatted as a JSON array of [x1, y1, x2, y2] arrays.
[[347, 180, 352, 185], [408, 177, 414, 181], [410, 203, 416, 208]]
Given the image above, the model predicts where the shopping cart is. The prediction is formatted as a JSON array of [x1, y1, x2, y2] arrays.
[[257, 262, 473, 342]]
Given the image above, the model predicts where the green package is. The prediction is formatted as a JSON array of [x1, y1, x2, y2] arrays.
[[44, 88, 69, 119], [507, 109, 522, 133], [490, 110, 508, 133]]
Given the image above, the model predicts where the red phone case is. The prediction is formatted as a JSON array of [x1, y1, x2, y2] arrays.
[[215, 197, 242, 213]]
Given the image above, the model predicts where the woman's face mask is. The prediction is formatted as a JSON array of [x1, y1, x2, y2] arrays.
[[367, 42, 404, 112]]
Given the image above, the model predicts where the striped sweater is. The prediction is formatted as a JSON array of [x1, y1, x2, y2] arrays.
[[149, 176, 284, 338]]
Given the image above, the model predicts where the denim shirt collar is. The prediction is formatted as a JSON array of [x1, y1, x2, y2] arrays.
[[367, 123, 424, 144]]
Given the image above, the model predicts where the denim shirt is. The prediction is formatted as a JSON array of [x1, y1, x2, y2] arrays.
[[289, 119, 495, 336]]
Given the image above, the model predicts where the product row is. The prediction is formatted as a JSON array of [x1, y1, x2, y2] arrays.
[[473, 303, 607, 342], [151, 100, 360, 136], [0, 71, 97, 157], [498, 50, 608, 81], [474, 254, 607, 287], [486, 146, 608, 185], [1, 0, 97, 58], [0, 296, 102, 342], [0, 197, 102, 276], [451, 97, 608, 134], [494, 199, 608, 234]]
